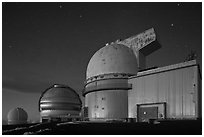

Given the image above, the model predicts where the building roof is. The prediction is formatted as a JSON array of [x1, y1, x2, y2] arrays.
[[129, 60, 198, 79]]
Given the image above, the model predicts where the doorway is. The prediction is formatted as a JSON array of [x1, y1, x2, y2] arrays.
[[138, 106, 158, 122]]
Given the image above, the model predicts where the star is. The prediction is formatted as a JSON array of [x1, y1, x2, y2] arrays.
[[79, 15, 82, 18], [8, 45, 13, 48], [177, 3, 180, 6], [171, 23, 174, 27], [37, 29, 41, 33], [59, 5, 63, 9]]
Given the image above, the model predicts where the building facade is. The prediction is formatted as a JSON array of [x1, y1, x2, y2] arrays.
[[83, 28, 202, 122], [128, 60, 201, 122]]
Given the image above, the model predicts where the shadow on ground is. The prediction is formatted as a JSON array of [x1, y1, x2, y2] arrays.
[[2, 119, 202, 135]]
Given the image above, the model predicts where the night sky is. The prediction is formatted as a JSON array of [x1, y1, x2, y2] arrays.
[[2, 2, 202, 123]]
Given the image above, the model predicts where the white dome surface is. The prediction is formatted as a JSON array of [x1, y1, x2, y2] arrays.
[[39, 84, 82, 119], [7, 108, 28, 125], [87, 43, 138, 79], [40, 84, 81, 106]]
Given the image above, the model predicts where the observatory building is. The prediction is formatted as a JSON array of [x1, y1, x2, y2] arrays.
[[39, 84, 82, 122], [84, 43, 138, 120], [7, 107, 28, 125], [83, 28, 201, 122]]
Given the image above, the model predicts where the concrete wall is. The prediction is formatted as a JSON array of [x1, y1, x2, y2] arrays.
[[85, 90, 128, 120], [128, 65, 200, 120], [84, 74, 131, 120]]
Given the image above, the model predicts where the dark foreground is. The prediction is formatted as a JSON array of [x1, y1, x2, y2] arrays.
[[2, 119, 202, 135]]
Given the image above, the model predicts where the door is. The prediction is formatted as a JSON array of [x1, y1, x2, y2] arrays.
[[83, 107, 88, 118], [138, 106, 158, 122]]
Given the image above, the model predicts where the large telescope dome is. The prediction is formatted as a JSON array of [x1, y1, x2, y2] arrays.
[[7, 107, 28, 125], [84, 43, 138, 120], [87, 43, 138, 79]]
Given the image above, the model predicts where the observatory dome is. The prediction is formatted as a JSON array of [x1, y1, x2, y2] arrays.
[[7, 107, 28, 125], [87, 43, 138, 79], [39, 84, 82, 121]]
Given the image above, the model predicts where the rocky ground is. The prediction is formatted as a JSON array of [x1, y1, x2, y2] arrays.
[[2, 119, 202, 135]]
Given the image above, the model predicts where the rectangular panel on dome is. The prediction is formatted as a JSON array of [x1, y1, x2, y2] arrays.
[[117, 28, 161, 56], [117, 28, 156, 50]]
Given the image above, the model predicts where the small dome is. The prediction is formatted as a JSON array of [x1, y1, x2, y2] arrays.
[[39, 84, 82, 119], [7, 107, 28, 125], [86, 43, 138, 79]]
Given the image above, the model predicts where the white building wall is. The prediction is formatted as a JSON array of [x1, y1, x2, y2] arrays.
[[128, 64, 200, 120], [85, 90, 128, 120]]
